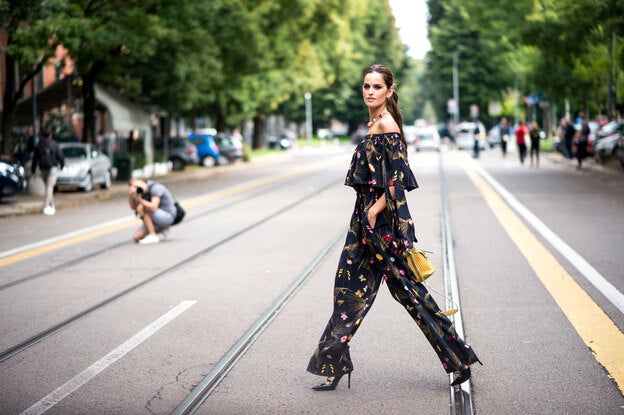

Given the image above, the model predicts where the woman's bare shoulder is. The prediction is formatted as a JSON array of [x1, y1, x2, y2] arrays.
[[377, 115, 400, 134]]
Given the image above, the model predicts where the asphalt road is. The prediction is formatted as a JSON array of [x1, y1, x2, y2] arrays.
[[0, 142, 623, 415]]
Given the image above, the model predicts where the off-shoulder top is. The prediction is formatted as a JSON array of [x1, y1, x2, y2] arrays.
[[345, 132, 418, 191], [345, 132, 419, 247]]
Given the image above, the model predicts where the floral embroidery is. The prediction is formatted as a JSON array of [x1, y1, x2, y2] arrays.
[[308, 133, 480, 379]]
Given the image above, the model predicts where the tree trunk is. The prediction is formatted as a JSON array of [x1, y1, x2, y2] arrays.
[[216, 109, 226, 132], [81, 61, 106, 143], [252, 114, 265, 149], [1, 54, 17, 155]]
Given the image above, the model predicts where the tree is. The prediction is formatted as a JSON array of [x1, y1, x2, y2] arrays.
[[61, 0, 166, 143], [426, 0, 526, 126], [425, 0, 624, 126], [0, 0, 71, 154]]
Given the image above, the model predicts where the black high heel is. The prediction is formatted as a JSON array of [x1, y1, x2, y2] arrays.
[[312, 373, 351, 391], [451, 367, 471, 386]]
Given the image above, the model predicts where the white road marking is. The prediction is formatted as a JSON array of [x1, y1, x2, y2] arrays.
[[464, 153, 624, 314], [20, 300, 197, 415]]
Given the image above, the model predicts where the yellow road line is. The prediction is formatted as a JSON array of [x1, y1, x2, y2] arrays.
[[1, 158, 343, 268], [0, 219, 139, 268], [454, 151, 624, 393]]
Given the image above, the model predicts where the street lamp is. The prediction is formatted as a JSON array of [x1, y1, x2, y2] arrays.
[[305, 92, 312, 140], [452, 51, 460, 127]]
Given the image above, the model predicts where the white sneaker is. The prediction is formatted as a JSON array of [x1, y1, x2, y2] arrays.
[[160, 228, 170, 241], [43, 206, 55, 215], [139, 234, 160, 245]]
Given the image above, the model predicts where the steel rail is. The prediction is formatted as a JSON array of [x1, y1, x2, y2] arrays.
[[0, 178, 340, 364], [0, 172, 311, 292], [170, 230, 345, 415], [439, 149, 476, 415]]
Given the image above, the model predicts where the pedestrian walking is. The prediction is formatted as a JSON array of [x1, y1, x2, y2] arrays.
[[563, 117, 575, 159], [515, 121, 529, 165], [499, 117, 510, 157], [307, 64, 480, 392], [576, 121, 590, 170], [529, 121, 541, 168], [30, 127, 64, 215], [128, 178, 176, 244], [472, 118, 482, 158]]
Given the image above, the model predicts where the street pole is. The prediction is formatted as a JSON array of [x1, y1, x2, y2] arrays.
[[305, 92, 312, 141], [452, 51, 460, 127]]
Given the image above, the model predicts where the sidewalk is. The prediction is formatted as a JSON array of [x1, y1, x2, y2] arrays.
[[0, 164, 226, 219], [542, 151, 623, 176]]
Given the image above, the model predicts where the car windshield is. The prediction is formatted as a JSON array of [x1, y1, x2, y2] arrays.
[[62, 147, 87, 158], [216, 137, 233, 145]]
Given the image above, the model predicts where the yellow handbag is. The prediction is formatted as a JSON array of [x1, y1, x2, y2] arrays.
[[404, 248, 436, 283], [405, 248, 458, 316]]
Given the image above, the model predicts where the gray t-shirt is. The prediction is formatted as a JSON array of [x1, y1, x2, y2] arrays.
[[147, 181, 176, 216]]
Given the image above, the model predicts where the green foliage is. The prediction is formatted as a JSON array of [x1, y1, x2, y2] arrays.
[[426, 0, 624, 126]]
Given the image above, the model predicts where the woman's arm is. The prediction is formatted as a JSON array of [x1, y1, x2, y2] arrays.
[[367, 186, 395, 228]]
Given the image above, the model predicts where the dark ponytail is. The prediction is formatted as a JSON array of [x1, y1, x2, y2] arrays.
[[364, 64, 406, 146]]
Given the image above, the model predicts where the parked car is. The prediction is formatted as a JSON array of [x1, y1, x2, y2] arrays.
[[56, 143, 112, 192], [163, 136, 200, 170], [0, 156, 27, 199], [455, 121, 486, 151], [266, 134, 294, 150], [617, 134, 624, 170], [414, 126, 441, 151], [215, 134, 243, 163], [189, 131, 221, 167], [594, 129, 622, 163]]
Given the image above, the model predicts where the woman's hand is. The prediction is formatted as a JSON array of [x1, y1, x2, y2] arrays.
[[367, 187, 393, 229], [367, 208, 378, 229]]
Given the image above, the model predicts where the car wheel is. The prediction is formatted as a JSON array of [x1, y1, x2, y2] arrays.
[[217, 156, 230, 165], [102, 170, 112, 189], [171, 158, 185, 171], [82, 172, 94, 192], [202, 157, 215, 167], [594, 152, 603, 164]]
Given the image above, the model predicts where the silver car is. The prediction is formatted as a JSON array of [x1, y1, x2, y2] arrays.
[[57, 143, 112, 192], [455, 121, 486, 151], [414, 126, 441, 151]]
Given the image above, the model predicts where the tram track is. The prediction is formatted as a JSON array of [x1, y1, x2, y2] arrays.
[[166, 149, 479, 415], [0, 176, 341, 365], [2, 149, 483, 414], [439, 150, 476, 415], [0, 171, 315, 292], [171, 230, 345, 415]]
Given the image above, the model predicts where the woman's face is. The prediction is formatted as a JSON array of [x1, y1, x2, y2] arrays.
[[362, 72, 392, 109]]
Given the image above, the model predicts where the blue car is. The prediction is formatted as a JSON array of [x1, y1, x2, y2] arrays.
[[189, 131, 221, 167]]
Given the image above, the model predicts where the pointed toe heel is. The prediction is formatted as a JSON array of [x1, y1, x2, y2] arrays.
[[312, 373, 351, 391], [451, 367, 471, 387]]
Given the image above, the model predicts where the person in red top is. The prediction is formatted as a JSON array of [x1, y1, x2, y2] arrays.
[[515, 120, 529, 165]]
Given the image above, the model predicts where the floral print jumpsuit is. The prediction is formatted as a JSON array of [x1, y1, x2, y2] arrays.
[[307, 132, 479, 379]]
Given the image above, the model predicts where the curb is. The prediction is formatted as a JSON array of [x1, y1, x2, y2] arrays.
[[0, 148, 300, 219]]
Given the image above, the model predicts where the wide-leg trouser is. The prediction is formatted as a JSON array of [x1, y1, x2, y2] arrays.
[[307, 189, 479, 378]]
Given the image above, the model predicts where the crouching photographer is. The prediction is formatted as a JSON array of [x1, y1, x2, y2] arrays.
[[128, 178, 176, 244]]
